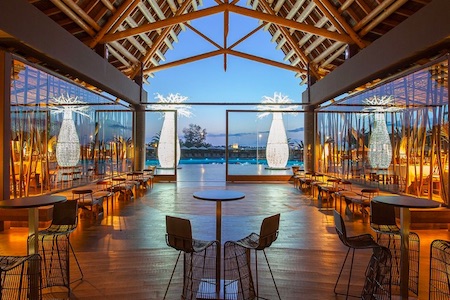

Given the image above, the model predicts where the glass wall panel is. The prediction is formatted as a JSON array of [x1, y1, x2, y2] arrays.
[[94, 111, 133, 177], [317, 57, 449, 204], [226, 110, 303, 178], [9, 58, 132, 197], [145, 110, 177, 177]]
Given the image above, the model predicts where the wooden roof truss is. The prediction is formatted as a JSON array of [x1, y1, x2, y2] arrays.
[[26, 0, 431, 86]]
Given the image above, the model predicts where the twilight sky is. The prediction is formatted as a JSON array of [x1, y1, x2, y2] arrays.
[[143, 2, 306, 146]]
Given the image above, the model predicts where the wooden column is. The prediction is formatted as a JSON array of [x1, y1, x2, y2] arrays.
[[303, 105, 316, 173], [133, 104, 146, 171], [0, 51, 12, 201]]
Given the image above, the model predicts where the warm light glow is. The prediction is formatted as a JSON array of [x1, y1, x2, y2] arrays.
[[56, 110, 81, 167], [257, 92, 297, 169], [149, 93, 192, 168], [362, 95, 401, 169], [266, 112, 289, 168], [368, 114, 392, 169], [50, 94, 89, 167], [157, 112, 181, 168]]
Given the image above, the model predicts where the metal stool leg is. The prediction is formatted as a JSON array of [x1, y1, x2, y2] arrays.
[[163, 251, 182, 300]]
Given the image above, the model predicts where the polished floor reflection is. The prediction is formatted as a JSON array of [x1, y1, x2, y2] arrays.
[[1, 178, 449, 299]]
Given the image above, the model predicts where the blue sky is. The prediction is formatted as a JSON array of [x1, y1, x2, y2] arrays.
[[143, 2, 306, 146]]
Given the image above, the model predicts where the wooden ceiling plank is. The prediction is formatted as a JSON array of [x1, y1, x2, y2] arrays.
[[110, 41, 139, 63], [106, 44, 131, 67], [354, 0, 372, 15], [118, 25, 147, 55], [273, 0, 286, 12], [83, 0, 99, 15], [320, 44, 346, 67], [284, 49, 295, 61], [256, 0, 319, 79], [335, 0, 361, 27], [101, 2, 354, 44], [316, 0, 366, 48], [148, 0, 165, 20], [289, 1, 316, 34], [268, 0, 306, 59], [88, 0, 137, 48], [124, 17, 154, 47], [305, 34, 328, 55], [353, 0, 395, 32], [339, 0, 356, 11], [100, 0, 115, 11], [138, 2, 157, 23], [298, 16, 328, 47], [50, 0, 96, 36], [359, 0, 408, 36], [312, 41, 344, 63], [167, 0, 178, 12], [100, 4, 225, 43], [286, 0, 307, 19], [60, 0, 101, 31], [131, 0, 193, 78]]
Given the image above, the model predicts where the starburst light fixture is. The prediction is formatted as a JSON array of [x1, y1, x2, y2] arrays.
[[49, 94, 89, 167], [362, 95, 402, 169], [149, 93, 192, 168], [257, 92, 299, 169]]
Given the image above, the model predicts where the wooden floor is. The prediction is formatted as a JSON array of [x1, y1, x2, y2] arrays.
[[1, 180, 449, 299]]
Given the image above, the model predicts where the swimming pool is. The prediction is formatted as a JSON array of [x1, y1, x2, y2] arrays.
[[146, 158, 303, 166]]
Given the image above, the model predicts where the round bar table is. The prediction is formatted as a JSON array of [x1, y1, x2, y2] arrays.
[[193, 190, 245, 299], [372, 195, 440, 299], [0, 195, 67, 254]]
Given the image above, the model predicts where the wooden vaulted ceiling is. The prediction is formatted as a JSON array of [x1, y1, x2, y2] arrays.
[[18, 0, 433, 87]]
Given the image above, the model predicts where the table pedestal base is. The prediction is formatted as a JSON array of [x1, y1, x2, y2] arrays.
[[197, 279, 238, 300]]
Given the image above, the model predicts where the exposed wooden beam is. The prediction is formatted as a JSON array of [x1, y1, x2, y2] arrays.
[[130, 0, 193, 78], [100, 4, 226, 43], [225, 49, 307, 73], [142, 48, 306, 75], [185, 24, 222, 49], [143, 50, 223, 74], [88, 0, 138, 48], [353, 0, 395, 32], [224, 0, 229, 71], [50, 0, 96, 36], [228, 4, 354, 43], [360, 0, 409, 37], [100, 3, 354, 44], [228, 24, 265, 50], [315, 0, 366, 48], [304, 0, 450, 105], [60, 0, 101, 31], [257, 0, 320, 79]]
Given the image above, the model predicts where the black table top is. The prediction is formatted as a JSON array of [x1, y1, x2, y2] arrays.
[[0, 195, 66, 209], [193, 190, 245, 202], [373, 195, 441, 209]]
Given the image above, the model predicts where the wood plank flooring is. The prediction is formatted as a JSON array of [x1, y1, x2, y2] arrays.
[[1, 180, 449, 299]]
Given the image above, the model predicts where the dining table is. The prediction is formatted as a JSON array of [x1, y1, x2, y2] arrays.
[[372, 195, 440, 299], [0, 195, 67, 254], [193, 190, 245, 299]]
